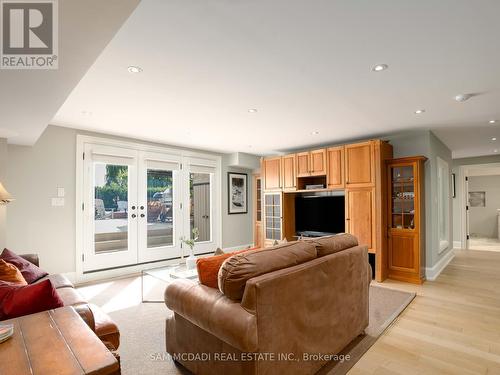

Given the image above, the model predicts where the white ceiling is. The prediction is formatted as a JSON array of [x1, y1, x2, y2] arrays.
[[42, 1, 500, 156], [0, 0, 140, 144]]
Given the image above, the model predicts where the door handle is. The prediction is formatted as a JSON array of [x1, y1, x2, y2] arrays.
[[140, 214, 145, 218], [131, 214, 137, 218]]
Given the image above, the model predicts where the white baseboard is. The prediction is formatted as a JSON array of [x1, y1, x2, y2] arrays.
[[223, 243, 254, 253], [453, 241, 462, 249], [425, 249, 455, 281]]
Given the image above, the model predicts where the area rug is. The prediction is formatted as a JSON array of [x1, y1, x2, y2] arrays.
[[78, 278, 415, 375]]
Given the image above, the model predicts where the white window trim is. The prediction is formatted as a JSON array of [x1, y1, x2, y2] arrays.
[[75, 134, 222, 283]]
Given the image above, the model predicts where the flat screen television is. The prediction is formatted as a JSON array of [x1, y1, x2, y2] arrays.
[[295, 195, 345, 236]]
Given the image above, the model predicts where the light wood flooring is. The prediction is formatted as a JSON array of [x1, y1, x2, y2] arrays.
[[350, 249, 500, 375]]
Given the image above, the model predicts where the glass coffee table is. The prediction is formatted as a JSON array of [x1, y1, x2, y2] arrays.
[[141, 263, 198, 303]]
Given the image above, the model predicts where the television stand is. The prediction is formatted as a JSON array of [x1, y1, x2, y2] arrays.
[[296, 231, 336, 238]]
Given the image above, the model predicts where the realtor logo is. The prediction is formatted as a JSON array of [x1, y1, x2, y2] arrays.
[[1, 0, 58, 69]]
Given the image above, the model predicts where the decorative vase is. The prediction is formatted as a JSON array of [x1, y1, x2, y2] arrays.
[[186, 253, 197, 270]]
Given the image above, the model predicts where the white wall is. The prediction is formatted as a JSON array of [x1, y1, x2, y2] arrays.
[[6, 126, 257, 274], [468, 175, 500, 238], [0, 138, 7, 249]]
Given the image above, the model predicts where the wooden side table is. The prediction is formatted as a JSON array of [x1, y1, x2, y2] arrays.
[[0, 306, 119, 375]]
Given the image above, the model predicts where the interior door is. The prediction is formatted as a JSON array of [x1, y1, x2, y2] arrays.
[[83, 144, 139, 272], [137, 152, 182, 263]]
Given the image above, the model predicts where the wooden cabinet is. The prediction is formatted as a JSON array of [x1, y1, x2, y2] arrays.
[[253, 175, 263, 248], [346, 188, 375, 252], [296, 152, 310, 177], [387, 157, 426, 284], [262, 157, 281, 190], [327, 146, 344, 189], [295, 149, 327, 177], [281, 154, 297, 191], [345, 141, 374, 187], [310, 149, 327, 176]]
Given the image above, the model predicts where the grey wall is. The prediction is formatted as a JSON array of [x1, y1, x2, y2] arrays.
[[0, 138, 7, 249], [468, 175, 500, 238], [451, 155, 500, 243], [385, 130, 453, 269], [6, 126, 256, 274]]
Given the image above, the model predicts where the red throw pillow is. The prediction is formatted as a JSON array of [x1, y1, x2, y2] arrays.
[[0, 248, 48, 284], [197, 247, 260, 289], [0, 279, 64, 320]]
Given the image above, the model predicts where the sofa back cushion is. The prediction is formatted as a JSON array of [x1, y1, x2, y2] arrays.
[[0, 260, 27, 285], [197, 247, 259, 289], [218, 241, 317, 300], [1, 248, 48, 284], [302, 233, 358, 257]]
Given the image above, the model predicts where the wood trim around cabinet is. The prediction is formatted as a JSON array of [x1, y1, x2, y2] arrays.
[[327, 146, 345, 189]]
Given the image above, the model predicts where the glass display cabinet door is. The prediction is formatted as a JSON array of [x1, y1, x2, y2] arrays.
[[264, 193, 282, 241], [391, 164, 415, 230]]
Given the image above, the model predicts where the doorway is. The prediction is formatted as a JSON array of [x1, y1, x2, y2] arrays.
[[78, 137, 221, 274]]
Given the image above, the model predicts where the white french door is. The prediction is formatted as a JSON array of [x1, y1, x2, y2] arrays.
[[81, 141, 219, 273]]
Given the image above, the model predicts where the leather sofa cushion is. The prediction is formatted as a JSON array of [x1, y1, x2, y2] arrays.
[[1, 248, 48, 283], [218, 241, 317, 300], [57, 286, 88, 306], [35, 274, 74, 289], [88, 303, 120, 351], [302, 233, 358, 257]]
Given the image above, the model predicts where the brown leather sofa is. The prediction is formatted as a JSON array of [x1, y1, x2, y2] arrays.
[[21, 254, 120, 351], [164, 234, 370, 375]]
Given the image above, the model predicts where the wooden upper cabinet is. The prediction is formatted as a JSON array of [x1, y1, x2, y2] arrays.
[[262, 157, 282, 190], [346, 188, 375, 252], [281, 154, 296, 191], [345, 141, 374, 187], [309, 149, 327, 176], [327, 146, 344, 189], [296, 152, 310, 177]]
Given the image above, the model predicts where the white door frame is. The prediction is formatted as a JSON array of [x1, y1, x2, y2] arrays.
[[76, 135, 222, 283], [458, 162, 500, 250]]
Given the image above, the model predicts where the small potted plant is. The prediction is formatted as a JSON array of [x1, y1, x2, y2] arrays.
[[181, 227, 199, 270]]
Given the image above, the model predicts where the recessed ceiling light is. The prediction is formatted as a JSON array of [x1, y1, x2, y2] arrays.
[[127, 66, 143, 74], [248, 108, 258, 113], [81, 110, 92, 116], [311, 131, 320, 135], [454, 94, 473, 102], [415, 109, 425, 114], [492, 137, 497, 141], [372, 64, 388, 72], [489, 120, 497, 124], [494, 149, 498, 153]]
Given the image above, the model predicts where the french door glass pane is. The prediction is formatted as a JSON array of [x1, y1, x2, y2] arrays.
[[147, 169, 173, 248], [190, 172, 212, 242], [94, 163, 129, 254]]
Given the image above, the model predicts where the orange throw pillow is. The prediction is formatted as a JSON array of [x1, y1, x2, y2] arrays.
[[197, 247, 260, 289], [0, 260, 28, 285]]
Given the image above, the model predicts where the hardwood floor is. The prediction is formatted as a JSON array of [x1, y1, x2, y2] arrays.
[[350, 249, 500, 374]]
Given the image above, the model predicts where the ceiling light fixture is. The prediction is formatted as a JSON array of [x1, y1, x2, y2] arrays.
[[415, 109, 425, 114], [454, 93, 473, 102], [494, 149, 498, 153], [127, 66, 143, 74], [372, 64, 388, 72], [489, 120, 497, 124], [311, 131, 320, 135], [492, 137, 497, 141], [248, 109, 258, 113]]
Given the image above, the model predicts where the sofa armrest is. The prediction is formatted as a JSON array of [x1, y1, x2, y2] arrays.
[[74, 304, 96, 331], [165, 279, 257, 352], [19, 254, 39, 267]]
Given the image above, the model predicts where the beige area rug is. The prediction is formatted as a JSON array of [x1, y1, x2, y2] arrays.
[[77, 278, 414, 375]]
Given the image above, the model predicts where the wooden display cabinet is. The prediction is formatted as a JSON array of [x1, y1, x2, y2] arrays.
[[387, 156, 426, 284]]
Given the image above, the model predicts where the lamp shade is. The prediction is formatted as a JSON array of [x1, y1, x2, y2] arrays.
[[0, 182, 13, 204]]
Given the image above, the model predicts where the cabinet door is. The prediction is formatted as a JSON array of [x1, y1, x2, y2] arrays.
[[345, 142, 374, 187], [310, 149, 327, 176], [388, 232, 419, 276], [327, 146, 344, 189], [346, 188, 375, 252], [296, 152, 310, 177], [281, 154, 296, 190], [264, 193, 282, 247], [263, 157, 282, 190]]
